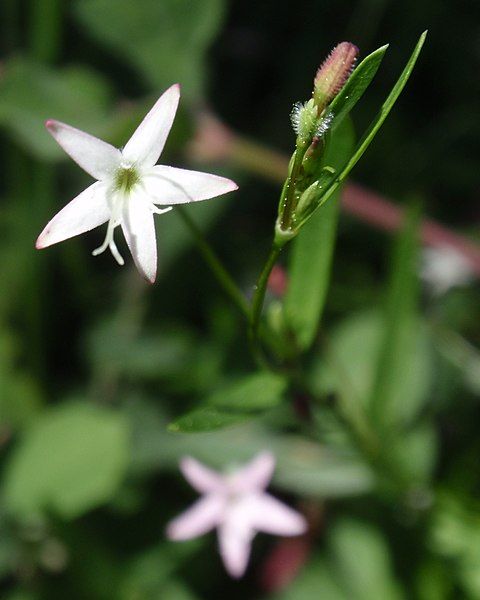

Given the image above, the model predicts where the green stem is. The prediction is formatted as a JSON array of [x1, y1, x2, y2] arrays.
[[249, 242, 282, 344], [26, 0, 62, 378], [176, 206, 250, 319], [279, 150, 303, 232]]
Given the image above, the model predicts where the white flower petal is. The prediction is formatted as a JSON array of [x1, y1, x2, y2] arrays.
[[142, 165, 238, 205], [166, 494, 225, 541], [229, 452, 275, 493], [218, 518, 255, 579], [180, 457, 223, 494], [45, 120, 122, 180], [122, 84, 180, 168], [121, 192, 157, 283], [246, 493, 307, 536], [36, 181, 110, 249]]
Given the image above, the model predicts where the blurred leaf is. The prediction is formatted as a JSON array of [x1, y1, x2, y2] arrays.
[[168, 407, 249, 433], [75, 0, 225, 100], [88, 319, 194, 380], [168, 370, 287, 433], [120, 541, 201, 600], [126, 400, 374, 497], [207, 371, 287, 411], [430, 494, 480, 598], [388, 422, 437, 483], [278, 557, 345, 599], [329, 518, 405, 600], [0, 58, 115, 160], [284, 119, 354, 350], [3, 403, 130, 519], [370, 204, 422, 428], [415, 559, 452, 600], [310, 310, 433, 426], [329, 44, 388, 131], [0, 330, 43, 430]]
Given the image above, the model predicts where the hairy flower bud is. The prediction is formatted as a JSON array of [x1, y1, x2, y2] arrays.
[[290, 99, 317, 146], [313, 42, 359, 112]]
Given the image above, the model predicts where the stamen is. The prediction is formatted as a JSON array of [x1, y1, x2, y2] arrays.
[[151, 205, 173, 215], [92, 191, 125, 265]]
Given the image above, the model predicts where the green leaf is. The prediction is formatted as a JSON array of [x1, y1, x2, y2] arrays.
[[3, 403, 130, 519], [318, 31, 427, 208], [387, 422, 437, 483], [129, 398, 374, 497], [370, 204, 422, 428], [0, 58, 115, 160], [74, 0, 225, 101], [168, 407, 249, 433], [207, 371, 287, 411], [330, 519, 405, 600], [310, 310, 433, 426], [329, 44, 389, 130], [284, 119, 354, 350], [279, 557, 345, 600]]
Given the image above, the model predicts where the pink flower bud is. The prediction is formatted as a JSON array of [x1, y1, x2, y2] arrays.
[[313, 42, 359, 111]]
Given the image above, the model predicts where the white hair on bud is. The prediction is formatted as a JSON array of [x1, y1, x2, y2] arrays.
[[290, 102, 304, 134], [315, 111, 334, 138], [290, 99, 317, 140]]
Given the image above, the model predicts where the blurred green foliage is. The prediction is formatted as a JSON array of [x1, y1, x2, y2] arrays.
[[0, 0, 479, 598]]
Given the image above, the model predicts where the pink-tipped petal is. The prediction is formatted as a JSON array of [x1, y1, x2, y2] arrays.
[[45, 120, 122, 180], [36, 181, 110, 249], [247, 493, 307, 537], [122, 84, 180, 168], [218, 520, 255, 579], [142, 165, 238, 205], [180, 457, 223, 494], [121, 192, 157, 283], [230, 452, 276, 493], [166, 494, 225, 541]]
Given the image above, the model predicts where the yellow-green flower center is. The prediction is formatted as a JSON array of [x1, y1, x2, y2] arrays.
[[115, 166, 140, 193]]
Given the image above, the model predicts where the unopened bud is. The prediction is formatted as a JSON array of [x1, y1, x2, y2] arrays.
[[295, 166, 336, 223], [313, 42, 358, 112], [290, 99, 317, 145]]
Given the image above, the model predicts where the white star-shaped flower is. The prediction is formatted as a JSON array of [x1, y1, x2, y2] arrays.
[[166, 452, 307, 578], [36, 84, 238, 283], [421, 245, 475, 296]]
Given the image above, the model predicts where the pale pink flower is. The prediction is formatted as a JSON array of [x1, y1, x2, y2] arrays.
[[166, 452, 307, 578], [36, 84, 238, 283]]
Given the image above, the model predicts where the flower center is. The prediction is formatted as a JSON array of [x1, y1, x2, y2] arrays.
[[114, 166, 140, 193]]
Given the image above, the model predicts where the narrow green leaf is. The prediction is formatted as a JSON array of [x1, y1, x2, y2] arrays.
[[207, 371, 287, 411], [284, 119, 354, 350], [370, 203, 422, 428], [168, 407, 248, 433], [329, 44, 389, 130], [319, 31, 427, 208]]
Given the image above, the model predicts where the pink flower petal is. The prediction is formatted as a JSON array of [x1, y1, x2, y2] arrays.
[[166, 494, 225, 541], [45, 120, 122, 180], [122, 84, 180, 168], [36, 181, 110, 249], [180, 457, 223, 494], [121, 192, 157, 283], [246, 493, 307, 536], [142, 165, 238, 205], [218, 518, 255, 579], [230, 452, 275, 493]]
